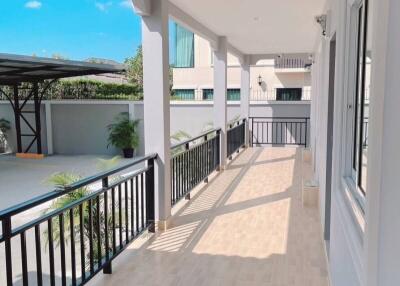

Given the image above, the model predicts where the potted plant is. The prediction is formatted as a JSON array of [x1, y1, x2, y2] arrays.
[[107, 112, 140, 158], [0, 118, 10, 153]]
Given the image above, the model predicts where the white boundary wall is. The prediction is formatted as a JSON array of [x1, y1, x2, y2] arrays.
[[0, 100, 310, 156]]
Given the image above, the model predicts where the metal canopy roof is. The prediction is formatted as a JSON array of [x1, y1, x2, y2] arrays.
[[0, 53, 126, 85]]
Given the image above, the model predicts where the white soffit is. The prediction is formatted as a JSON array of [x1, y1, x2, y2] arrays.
[[169, 0, 325, 54]]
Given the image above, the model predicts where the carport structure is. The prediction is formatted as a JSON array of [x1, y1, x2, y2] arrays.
[[0, 54, 124, 156]]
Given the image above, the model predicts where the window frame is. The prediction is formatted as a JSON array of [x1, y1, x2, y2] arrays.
[[172, 89, 195, 100], [276, 88, 303, 101], [342, 0, 369, 213]]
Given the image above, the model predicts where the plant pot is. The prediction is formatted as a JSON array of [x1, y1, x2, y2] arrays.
[[123, 148, 134, 158]]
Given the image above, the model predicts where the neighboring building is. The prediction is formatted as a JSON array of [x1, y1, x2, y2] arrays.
[[171, 23, 312, 101]]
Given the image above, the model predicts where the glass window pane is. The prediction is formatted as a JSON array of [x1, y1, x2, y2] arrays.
[[352, 0, 371, 194], [173, 89, 194, 100], [276, 88, 302, 101], [202, 89, 213, 100], [227, 89, 240, 101], [175, 23, 194, 68], [359, 0, 371, 192]]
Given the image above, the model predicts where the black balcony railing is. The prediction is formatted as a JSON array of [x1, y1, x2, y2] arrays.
[[0, 154, 156, 286], [227, 119, 246, 158], [250, 117, 309, 147], [170, 128, 221, 206], [275, 57, 309, 69]]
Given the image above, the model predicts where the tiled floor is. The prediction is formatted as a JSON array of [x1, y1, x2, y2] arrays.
[[89, 147, 329, 286]]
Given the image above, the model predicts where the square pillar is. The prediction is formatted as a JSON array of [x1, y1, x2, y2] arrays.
[[213, 36, 228, 167], [141, 0, 171, 229], [240, 56, 250, 146]]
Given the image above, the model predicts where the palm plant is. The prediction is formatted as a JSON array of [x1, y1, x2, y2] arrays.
[[44, 156, 125, 263], [107, 112, 140, 158]]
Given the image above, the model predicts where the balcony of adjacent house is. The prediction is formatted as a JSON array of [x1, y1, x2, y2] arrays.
[[274, 55, 313, 73]]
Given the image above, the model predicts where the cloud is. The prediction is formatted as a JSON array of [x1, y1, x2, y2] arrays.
[[25, 1, 42, 9], [95, 1, 113, 12], [120, 0, 133, 9]]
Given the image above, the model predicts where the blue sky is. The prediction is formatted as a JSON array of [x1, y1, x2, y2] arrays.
[[0, 0, 143, 62]]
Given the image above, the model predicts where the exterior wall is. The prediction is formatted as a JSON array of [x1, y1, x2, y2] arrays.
[[1, 100, 310, 156], [311, 0, 365, 284], [170, 101, 310, 137], [310, 0, 385, 285], [50, 102, 129, 156], [173, 34, 311, 100]]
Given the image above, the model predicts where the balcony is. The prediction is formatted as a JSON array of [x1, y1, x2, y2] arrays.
[[89, 147, 328, 286], [0, 119, 327, 286], [274, 57, 312, 73]]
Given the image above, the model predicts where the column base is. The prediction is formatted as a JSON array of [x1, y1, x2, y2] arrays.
[[151, 218, 172, 232]]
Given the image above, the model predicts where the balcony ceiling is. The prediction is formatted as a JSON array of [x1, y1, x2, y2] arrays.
[[169, 0, 325, 55]]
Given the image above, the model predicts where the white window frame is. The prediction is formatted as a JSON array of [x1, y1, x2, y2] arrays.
[[341, 0, 367, 214]]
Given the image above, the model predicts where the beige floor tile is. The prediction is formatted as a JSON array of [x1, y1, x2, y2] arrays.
[[89, 147, 329, 286]]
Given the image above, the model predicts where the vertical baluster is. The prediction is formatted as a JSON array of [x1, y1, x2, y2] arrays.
[[118, 185, 122, 249], [3, 217, 13, 286], [135, 177, 139, 233], [125, 181, 129, 243], [79, 204, 85, 282], [48, 219, 55, 286], [146, 158, 155, 230], [178, 154, 181, 200], [103, 190, 110, 273], [183, 152, 186, 196], [96, 196, 102, 268], [59, 213, 66, 286], [196, 145, 199, 184], [141, 173, 145, 229], [111, 188, 116, 254], [88, 199, 94, 273], [285, 122, 288, 144], [305, 119, 308, 147], [130, 178, 134, 237], [171, 158, 175, 205], [20, 231, 28, 286], [180, 152, 183, 198], [300, 122, 303, 146], [35, 224, 43, 286], [69, 209, 76, 286]]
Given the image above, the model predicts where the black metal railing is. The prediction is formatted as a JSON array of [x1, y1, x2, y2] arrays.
[[250, 117, 309, 147], [170, 129, 221, 206], [0, 154, 156, 286], [275, 57, 309, 69], [227, 119, 246, 158]]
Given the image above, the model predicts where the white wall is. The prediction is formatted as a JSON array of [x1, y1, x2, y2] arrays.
[[308, 0, 400, 285], [1, 100, 310, 156]]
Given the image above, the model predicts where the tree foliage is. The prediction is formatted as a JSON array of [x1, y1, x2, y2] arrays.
[[125, 45, 143, 89]]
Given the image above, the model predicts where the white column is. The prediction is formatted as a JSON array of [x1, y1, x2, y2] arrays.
[[213, 36, 228, 167], [45, 102, 53, 155], [365, 0, 400, 286], [240, 55, 250, 146], [141, 0, 171, 229]]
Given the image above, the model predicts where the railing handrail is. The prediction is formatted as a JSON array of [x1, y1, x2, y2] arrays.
[[227, 118, 246, 130], [250, 116, 309, 120], [0, 153, 157, 219], [171, 128, 221, 150], [227, 118, 246, 131]]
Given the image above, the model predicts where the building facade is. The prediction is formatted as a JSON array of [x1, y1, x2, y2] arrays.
[[171, 25, 312, 102]]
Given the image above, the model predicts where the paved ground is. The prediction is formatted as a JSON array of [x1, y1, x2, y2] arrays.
[[0, 154, 131, 210], [88, 147, 329, 286], [0, 153, 141, 285]]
